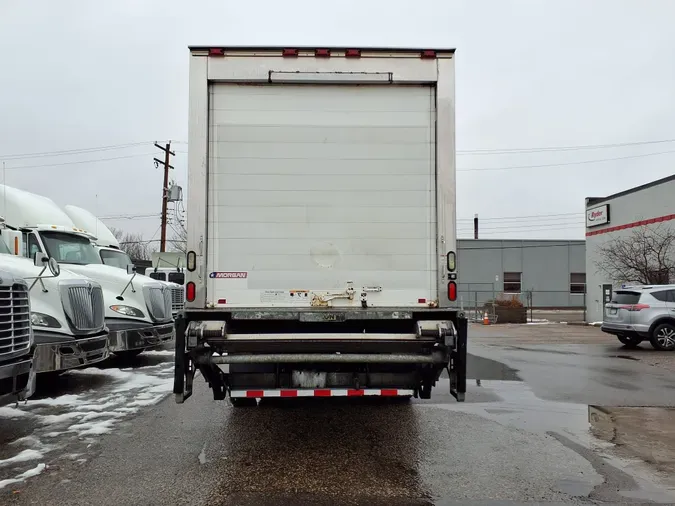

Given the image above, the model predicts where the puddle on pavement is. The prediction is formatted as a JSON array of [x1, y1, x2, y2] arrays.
[[435, 353, 675, 502], [467, 354, 521, 381], [589, 405, 675, 487]]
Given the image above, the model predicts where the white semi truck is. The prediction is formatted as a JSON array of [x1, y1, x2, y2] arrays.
[[174, 46, 467, 406], [62, 205, 185, 317], [0, 185, 175, 358], [0, 217, 109, 380]]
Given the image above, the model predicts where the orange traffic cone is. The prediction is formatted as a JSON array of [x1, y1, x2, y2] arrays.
[[483, 312, 489, 325]]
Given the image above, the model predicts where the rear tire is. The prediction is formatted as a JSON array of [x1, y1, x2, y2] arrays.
[[230, 397, 257, 408], [649, 323, 675, 351], [617, 335, 642, 348]]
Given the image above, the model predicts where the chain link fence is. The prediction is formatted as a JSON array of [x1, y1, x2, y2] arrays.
[[457, 283, 587, 323]]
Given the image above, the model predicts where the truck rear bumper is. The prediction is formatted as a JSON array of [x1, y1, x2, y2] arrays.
[[107, 322, 175, 353], [0, 353, 34, 406], [33, 332, 110, 373], [173, 308, 468, 403]]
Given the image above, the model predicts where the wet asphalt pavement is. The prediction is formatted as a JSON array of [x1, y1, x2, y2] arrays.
[[2, 324, 675, 505]]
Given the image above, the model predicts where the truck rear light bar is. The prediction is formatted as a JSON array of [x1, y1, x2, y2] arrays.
[[205, 48, 441, 59], [230, 388, 414, 398]]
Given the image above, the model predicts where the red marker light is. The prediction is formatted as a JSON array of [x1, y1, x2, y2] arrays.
[[345, 49, 361, 58], [186, 282, 196, 302], [447, 282, 457, 301], [282, 48, 299, 57], [420, 50, 436, 59]]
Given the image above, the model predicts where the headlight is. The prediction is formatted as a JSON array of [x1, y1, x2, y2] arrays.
[[30, 312, 62, 328], [109, 305, 145, 318]]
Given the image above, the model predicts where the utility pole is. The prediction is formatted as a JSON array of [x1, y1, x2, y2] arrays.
[[154, 141, 175, 252]]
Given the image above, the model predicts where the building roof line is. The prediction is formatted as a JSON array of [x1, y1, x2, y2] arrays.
[[586, 173, 675, 207]]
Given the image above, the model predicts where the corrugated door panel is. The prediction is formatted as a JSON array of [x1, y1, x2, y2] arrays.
[[207, 83, 437, 307]]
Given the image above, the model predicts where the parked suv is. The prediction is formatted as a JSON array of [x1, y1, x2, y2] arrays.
[[602, 285, 675, 351]]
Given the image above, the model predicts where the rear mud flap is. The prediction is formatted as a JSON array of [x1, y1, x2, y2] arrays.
[[450, 315, 467, 402], [173, 314, 193, 403]]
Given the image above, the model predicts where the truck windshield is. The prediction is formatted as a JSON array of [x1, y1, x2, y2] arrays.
[[39, 231, 102, 265], [0, 238, 12, 255], [100, 248, 133, 269]]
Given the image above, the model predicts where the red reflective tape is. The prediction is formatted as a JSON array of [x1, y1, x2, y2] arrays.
[[314, 389, 332, 397], [380, 389, 398, 396], [420, 50, 436, 59], [247, 390, 264, 398], [347, 389, 365, 396], [280, 390, 297, 397], [209, 48, 224, 56], [315, 48, 331, 57], [345, 49, 361, 58], [282, 48, 299, 57], [586, 213, 675, 237]]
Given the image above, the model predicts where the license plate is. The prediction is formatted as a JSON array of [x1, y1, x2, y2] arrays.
[[299, 312, 346, 322], [609, 308, 617, 315]]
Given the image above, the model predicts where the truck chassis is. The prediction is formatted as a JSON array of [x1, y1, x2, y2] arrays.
[[173, 308, 467, 404]]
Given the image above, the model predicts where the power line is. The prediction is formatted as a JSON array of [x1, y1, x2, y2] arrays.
[[458, 138, 675, 155], [4, 153, 155, 170], [458, 212, 583, 222], [0, 142, 160, 161], [458, 149, 675, 173], [458, 221, 584, 232], [100, 213, 161, 221]]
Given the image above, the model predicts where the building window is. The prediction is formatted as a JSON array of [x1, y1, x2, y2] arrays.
[[570, 273, 586, 294], [503, 272, 522, 293]]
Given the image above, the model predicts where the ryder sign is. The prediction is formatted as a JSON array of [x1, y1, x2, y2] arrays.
[[586, 204, 610, 228]]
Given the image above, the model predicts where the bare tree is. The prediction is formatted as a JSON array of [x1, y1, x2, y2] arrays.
[[169, 220, 187, 254], [595, 225, 675, 285], [108, 226, 154, 261]]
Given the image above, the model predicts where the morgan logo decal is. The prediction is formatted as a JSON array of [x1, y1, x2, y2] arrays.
[[210, 272, 248, 279]]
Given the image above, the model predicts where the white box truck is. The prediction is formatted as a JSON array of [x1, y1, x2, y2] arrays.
[[175, 46, 467, 405]]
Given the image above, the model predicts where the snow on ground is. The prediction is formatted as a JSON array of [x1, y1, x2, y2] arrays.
[[0, 351, 174, 490]]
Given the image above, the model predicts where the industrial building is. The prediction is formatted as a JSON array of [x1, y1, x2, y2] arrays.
[[585, 174, 675, 323], [457, 239, 586, 310]]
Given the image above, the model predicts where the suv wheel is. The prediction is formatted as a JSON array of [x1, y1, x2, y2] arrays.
[[649, 323, 675, 351], [617, 334, 642, 348]]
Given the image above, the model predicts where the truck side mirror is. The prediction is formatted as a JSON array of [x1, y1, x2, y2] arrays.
[[126, 264, 136, 275], [33, 251, 48, 267], [48, 257, 61, 277]]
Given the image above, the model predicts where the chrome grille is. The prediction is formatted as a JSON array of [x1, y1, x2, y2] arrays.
[[65, 284, 105, 332], [146, 287, 170, 321], [171, 286, 184, 313], [0, 283, 31, 357]]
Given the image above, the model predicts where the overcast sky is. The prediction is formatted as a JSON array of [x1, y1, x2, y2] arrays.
[[1, 0, 674, 244]]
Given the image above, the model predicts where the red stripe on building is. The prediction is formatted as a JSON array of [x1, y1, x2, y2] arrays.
[[586, 213, 675, 237]]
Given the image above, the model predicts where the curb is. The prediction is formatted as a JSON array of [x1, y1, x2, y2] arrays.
[[566, 322, 602, 327]]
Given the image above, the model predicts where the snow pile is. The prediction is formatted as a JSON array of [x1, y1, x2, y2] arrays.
[[0, 464, 47, 489], [0, 353, 175, 490]]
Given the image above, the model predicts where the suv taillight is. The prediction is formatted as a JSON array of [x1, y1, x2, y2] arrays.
[[619, 303, 650, 311]]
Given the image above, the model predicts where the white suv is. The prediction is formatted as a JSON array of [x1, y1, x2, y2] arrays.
[[602, 285, 675, 351]]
